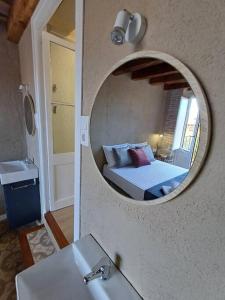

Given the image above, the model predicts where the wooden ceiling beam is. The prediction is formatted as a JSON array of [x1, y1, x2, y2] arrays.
[[7, 0, 39, 43], [3, 0, 14, 4], [0, 0, 10, 17], [164, 82, 190, 90], [0, 14, 7, 22], [112, 58, 161, 76], [131, 63, 177, 80], [149, 73, 185, 85]]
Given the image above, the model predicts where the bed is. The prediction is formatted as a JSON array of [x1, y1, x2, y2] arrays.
[[103, 160, 188, 200]]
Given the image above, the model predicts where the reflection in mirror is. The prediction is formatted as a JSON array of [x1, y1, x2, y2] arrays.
[[90, 57, 206, 202], [24, 94, 36, 136]]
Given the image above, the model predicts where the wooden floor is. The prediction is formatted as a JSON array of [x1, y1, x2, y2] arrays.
[[51, 206, 74, 244]]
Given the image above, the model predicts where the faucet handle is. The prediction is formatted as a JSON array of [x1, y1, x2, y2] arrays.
[[83, 257, 112, 285], [24, 157, 34, 164], [92, 257, 111, 273]]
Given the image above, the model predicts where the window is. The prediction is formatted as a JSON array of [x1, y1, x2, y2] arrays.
[[173, 96, 199, 152], [181, 97, 199, 151]]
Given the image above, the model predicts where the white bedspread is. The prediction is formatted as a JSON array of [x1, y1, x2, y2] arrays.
[[103, 160, 188, 200]]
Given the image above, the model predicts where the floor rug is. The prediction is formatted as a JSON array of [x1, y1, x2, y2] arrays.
[[0, 220, 24, 300], [26, 226, 56, 264], [0, 220, 56, 299]]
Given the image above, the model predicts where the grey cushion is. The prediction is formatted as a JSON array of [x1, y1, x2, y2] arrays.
[[138, 145, 155, 162], [129, 142, 148, 148], [113, 145, 132, 168], [103, 143, 128, 167]]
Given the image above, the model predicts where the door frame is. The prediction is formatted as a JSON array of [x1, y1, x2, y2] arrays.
[[30, 0, 84, 241], [42, 31, 75, 211]]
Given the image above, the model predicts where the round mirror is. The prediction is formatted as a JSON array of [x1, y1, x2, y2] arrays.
[[90, 52, 210, 204], [24, 94, 36, 136]]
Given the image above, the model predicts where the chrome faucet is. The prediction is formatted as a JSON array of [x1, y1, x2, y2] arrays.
[[23, 157, 34, 164], [83, 257, 111, 285]]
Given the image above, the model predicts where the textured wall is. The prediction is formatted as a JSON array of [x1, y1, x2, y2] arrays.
[[19, 24, 40, 167], [90, 73, 166, 170], [81, 1, 225, 299], [0, 25, 27, 214]]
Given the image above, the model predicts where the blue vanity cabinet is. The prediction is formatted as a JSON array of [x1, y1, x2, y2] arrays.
[[3, 179, 41, 228]]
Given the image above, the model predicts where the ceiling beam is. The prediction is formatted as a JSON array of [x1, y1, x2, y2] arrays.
[[149, 73, 185, 85], [131, 63, 178, 80], [112, 58, 161, 76], [0, 14, 7, 22], [0, 0, 10, 17], [164, 82, 190, 90], [7, 0, 39, 43]]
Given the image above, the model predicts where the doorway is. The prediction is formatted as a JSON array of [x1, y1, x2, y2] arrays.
[[43, 32, 75, 211], [42, 33, 75, 211], [31, 0, 83, 241]]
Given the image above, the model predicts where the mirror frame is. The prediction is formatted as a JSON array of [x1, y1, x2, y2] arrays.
[[23, 93, 36, 136], [89, 51, 211, 205]]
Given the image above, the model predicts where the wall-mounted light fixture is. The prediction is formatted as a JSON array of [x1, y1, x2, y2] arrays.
[[19, 83, 29, 95], [111, 9, 147, 45], [156, 134, 164, 154]]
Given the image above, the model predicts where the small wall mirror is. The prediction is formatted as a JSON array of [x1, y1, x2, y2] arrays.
[[24, 94, 36, 136], [90, 52, 210, 204]]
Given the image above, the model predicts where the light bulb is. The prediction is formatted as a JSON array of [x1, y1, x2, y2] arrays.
[[111, 27, 125, 45], [111, 9, 131, 45], [111, 9, 147, 46]]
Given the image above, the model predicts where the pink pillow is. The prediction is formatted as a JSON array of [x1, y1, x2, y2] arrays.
[[128, 148, 151, 167]]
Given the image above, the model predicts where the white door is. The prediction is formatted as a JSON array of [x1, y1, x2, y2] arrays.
[[42, 32, 75, 211]]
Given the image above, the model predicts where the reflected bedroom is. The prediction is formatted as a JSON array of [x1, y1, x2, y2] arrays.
[[90, 58, 201, 201]]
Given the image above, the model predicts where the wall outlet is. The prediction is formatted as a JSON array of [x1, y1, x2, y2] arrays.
[[80, 116, 90, 146], [34, 113, 39, 131]]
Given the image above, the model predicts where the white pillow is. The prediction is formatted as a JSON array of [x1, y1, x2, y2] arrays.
[[162, 181, 180, 195], [103, 143, 128, 167]]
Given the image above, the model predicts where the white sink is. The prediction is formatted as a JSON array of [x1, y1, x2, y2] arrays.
[[16, 245, 93, 300], [16, 234, 142, 300], [0, 160, 38, 185]]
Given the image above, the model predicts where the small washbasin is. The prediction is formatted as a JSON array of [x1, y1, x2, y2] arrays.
[[0, 160, 38, 185], [16, 235, 142, 300], [16, 245, 94, 300]]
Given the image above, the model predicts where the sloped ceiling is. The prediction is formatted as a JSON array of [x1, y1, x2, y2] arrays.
[[48, 0, 75, 42]]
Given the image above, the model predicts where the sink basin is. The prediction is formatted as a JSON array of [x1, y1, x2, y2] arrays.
[[16, 235, 142, 300], [0, 160, 38, 185], [16, 245, 93, 300]]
